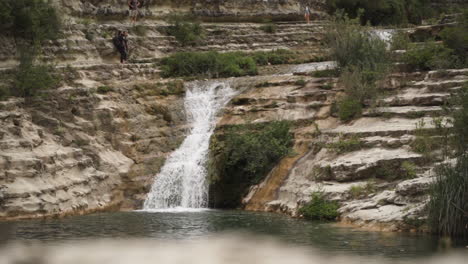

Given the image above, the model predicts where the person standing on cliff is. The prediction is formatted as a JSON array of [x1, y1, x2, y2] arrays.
[[304, 5, 311, 24], [114, 31, 129, 64], [128, 0, 141, 25]]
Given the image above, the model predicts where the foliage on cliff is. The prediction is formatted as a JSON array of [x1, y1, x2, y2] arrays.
[[0, 0, 60, 45], [325, 0, 432, 25], [12, 52, 59, 98], [161, 51, 258, 78], [403, 10, 468, 70], [165, 15, 204, 46], [299, 191, 340, 221], [327, 13, 390, 121], [429, 83, 468, 239], [209, 121, 293, 208], [0, 0, 60, 99]]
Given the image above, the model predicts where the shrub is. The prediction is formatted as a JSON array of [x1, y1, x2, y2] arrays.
[[429, 157, 468, 239], [390, 31, 411, 50], [295, 79, 306, 86], [410, 119, 442, 161], [349, 181, 376, 198], [403, 42, 461, 71], [0, 0, 60, 45], [97, 86, 113, 94], [449, 83, 468, 155], [327, 14, 389, 72], [327, 135, 363, 154], [327, 13, 390, 122], [325, 0, 431, 25], [166, 15, 204, 46], [209, 121, 293, 208], [340, 67, 380, 103], [0, 86, 10, 101], [401, 161, 417, 179], [312, 69, 339, 78], [311, 165, 333, 181], [429, 84, 468, 239], [161, 51, 258, 78], [439, 11, 468, 67], [299, 191, 340, 221], [12, 52, 59, 98], [259, 23, 277, 34], [337, 96, 362, 122], [251, 49, 294, 66]]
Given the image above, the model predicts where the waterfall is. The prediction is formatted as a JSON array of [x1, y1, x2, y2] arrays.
[[143, 81, 236, 210]]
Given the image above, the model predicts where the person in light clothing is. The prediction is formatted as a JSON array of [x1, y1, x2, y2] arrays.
[[128, 0, 141, 24], [304, 5, 311, 24]]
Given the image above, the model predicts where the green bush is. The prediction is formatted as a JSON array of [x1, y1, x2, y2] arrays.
[[327, 135, 363, 154], [160, 51, 258, 78], [404, 12, 468, 71], [97, 86, 113, 94], [403, 42, 462, 71], [429, 157, 468, 239], [340, 67, 380, 103], [337, 96, 362, 122], [209, 121, 293, 208], [450, 83, 468, 155], [327, 14, 391, 122], [401, 161, 417, 179], [295, 79, 306, 86], [327, 14, 389, 72], [299, 191, 340, 221], [259, 23, 277, 34], [312, 69, 339, 78], [0, 0, 60, 45], [410, 119, 442, 160], [390, 31, 411, 50], [349, 181, 376, 198], [439, 11, 468, 67], [325, 0, 431, 25], [12, 53, 59, 98], [429, 84, 468, 239], [0, 86, 10, 101], [166, 15, 204, 46]]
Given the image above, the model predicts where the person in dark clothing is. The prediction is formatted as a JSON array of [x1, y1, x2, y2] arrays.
[[114, 31, 129, 64]]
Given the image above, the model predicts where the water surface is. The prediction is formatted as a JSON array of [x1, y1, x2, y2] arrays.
[[3, 210, 455, 260]]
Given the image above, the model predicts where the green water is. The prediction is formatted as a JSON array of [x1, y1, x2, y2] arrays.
[[1, 210, 460, 260]]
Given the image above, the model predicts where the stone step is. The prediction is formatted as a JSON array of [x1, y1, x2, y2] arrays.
[[408, 79, 467, 92], [383, 89, 450, 107], [325, 117, 448, 137], [312, 148, 423, 182], [425, 68, 468, 80], [361, 135, 414, 149], [363, 106, 444, 118]]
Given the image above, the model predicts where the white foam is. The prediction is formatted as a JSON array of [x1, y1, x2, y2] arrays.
[[137, 207, 213, 213], [143, 81, 237, 210]]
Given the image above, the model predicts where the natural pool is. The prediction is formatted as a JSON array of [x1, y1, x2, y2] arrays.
[[3, 210, 465, 261]]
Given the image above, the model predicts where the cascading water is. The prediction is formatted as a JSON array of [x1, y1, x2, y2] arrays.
[[143, 81, 236, 210]]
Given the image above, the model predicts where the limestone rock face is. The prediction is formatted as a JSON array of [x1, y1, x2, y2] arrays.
[[214, 65, 468, 231], [58, 0, 326, 19], [0, 0, 326, 219], [0, 76, 187, 219]]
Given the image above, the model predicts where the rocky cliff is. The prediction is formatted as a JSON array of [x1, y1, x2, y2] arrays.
[[232, 67, 467, 231], [0, 0, 466, 233], [58, 0, 326, 21], [0, 1, 325, 219]]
